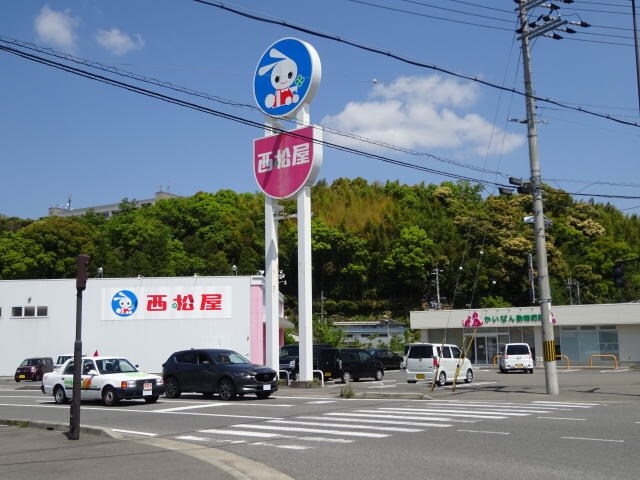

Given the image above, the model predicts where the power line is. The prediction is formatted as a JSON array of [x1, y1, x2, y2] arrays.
[[192, 0, 640, 129], [3, 40, 638, 202]]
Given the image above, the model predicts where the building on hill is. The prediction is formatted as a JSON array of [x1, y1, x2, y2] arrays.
[[333, 318, 405, 347], [48, 190, 178, 218]]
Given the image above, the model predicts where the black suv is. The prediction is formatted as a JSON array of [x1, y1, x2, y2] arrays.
[[162, 348, 278, 400], [279, 343, 332, 380], [317, 348, 384, 383]]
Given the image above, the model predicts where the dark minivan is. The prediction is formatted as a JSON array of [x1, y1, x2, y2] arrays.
[[317, 348, 384, 383]]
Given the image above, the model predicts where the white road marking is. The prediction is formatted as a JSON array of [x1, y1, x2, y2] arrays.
[[335, 411, 475, 423], [302, 414, 452, 428], [373, 408, 513, 419], [267, 419, 422, 433], [112, 429, 157, 437], [562, 436, 624, 443], [305, 400, 337, 404], [201, 428, 285, 438], [234, 424, 389, 438], [532, 401, 599, 408], [538, 416, 586, 421], [458, 429, 510, 435], [251, 442, 310, 450], [155, 403, 227, 412]]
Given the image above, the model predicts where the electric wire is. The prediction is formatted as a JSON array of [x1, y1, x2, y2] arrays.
[[193, 0, 640, 129], [2, 38, 638, 203]]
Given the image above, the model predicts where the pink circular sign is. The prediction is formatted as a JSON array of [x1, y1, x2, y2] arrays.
[[253, 125, 323, 199]]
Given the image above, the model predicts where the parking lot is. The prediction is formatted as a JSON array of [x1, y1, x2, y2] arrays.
[[310, 364, 640, 402]]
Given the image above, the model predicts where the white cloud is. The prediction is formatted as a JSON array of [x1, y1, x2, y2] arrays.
[[322, 75, 524, 158], [96, 28, 144, 55], [34, 5, 80, 51]]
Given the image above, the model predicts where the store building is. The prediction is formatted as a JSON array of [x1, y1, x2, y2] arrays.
[[410, 303, 640, 367], [0, 275, 290, 376]]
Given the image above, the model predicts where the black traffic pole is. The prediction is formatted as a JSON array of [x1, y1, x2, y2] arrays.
[[69, 254, 90, 440]]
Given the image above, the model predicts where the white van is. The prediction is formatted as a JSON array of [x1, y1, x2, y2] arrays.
[[405, 343, 474, 386], [499, 343, 534, 373]]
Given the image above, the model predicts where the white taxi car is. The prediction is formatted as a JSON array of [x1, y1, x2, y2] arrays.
[[42, 356, 164, 406]]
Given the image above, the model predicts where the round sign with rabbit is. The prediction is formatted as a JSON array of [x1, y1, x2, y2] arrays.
[[253, 38, 321, 119]]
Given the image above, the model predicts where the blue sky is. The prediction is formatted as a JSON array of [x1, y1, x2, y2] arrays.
[[1, 1, 639, 219]]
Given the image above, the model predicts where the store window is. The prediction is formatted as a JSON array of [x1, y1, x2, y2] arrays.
[[558, 326, 619, 364], [11, 305, 48, 318]]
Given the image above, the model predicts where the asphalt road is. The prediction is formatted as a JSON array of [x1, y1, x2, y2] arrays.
[[2, 367, 639, 480]]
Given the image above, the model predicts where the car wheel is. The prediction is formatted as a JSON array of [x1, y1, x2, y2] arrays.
[[102, 386, 119, 407], [374, 369, 384, 381], [437, 371, 447, 387], [529, 368, 534, 374], [464, 369, 474, 383], [218, 378, 236, 401], [164, 377, 181, 399], [256, 391, 271, 399], [144, 395, 159, 404], [53, 385, 68, 404], [341, 371, 352, 383]]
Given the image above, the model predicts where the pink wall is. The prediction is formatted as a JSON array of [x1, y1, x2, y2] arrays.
[[249, 284, 265, 364]]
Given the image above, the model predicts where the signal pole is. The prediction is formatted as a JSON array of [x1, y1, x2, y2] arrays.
[[516, 0, 565, 395]]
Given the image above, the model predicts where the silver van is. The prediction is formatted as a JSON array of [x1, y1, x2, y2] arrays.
[[405, 343, 473, 386]]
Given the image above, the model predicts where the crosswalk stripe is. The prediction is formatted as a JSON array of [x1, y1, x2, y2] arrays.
[[303, 414, 452, 428], [364, 408, 513, 419], [378, 407, 530, 417], [233, 424, 389, 438], [331, 412, 476, 423], [267, 419, 422, 432], [200, 428, 285, 438]]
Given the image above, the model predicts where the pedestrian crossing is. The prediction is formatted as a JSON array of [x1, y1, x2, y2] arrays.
[[173, 400, 600, 450]]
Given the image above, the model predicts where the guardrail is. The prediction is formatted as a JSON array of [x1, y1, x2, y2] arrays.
[[278, 369, 291, 386], [555, 354, 570, 369], [589, 354, 618, 369], [279, 369, 325, 387]]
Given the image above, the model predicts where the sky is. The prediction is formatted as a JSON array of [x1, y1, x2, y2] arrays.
[[1, 0, 639, 219]]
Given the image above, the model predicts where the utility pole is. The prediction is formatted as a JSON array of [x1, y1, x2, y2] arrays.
[[632, 0, 640, 114], [516, 0, 574, 395], [431, 266, 442, 309]]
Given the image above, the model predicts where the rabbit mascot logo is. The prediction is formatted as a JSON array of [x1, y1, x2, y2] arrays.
[[258, 48, 304, 109]]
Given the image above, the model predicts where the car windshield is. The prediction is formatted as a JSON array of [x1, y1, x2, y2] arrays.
[[21, 358, 42, 366], [279, 346, 299, 356], [507, 345, 530, 355], [408, 345, 434, 358], [95, 358, 138, 374], [214, 351, 251, 365]]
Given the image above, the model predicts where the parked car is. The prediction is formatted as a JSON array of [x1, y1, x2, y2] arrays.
[[499, 343, 534, 373], [279, 343, 332, 381], [15, 357, 54, 382], [317, 348, 384, 383], [367, 348, 403, 370], [54, 353, 86, 371], [405, 343, 473, 386], [41, 356, 164, 406], [162, 348, 278, 400]]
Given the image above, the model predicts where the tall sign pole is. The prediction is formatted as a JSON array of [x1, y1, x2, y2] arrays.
[[69, 253, 90, 440], [253, 39, 322, 381], [517, 1, 559, 394]]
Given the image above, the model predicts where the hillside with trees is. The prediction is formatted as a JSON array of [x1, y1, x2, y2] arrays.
[[1, 178, 639, 328]]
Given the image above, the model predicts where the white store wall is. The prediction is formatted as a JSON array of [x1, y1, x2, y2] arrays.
[[0, 276, 265, 376]]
